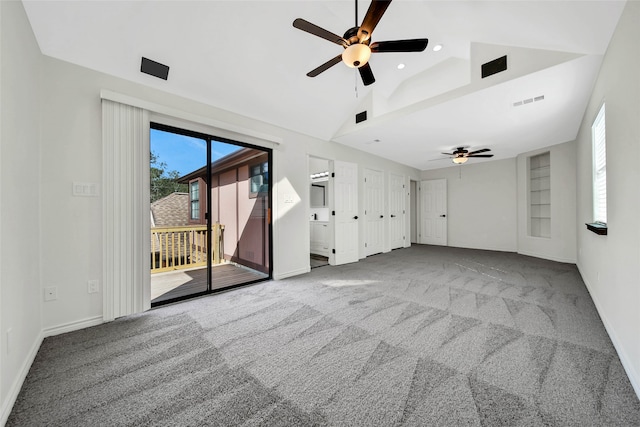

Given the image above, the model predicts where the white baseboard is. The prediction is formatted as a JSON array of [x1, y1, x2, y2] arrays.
[[273, 266, 310, 280], [0, 331, 43, 426], [42, 315, 104, 338], [517, 249, 576, 264], [577, 263, 640, 400]]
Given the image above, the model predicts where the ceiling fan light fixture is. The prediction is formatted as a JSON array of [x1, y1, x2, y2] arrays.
[[452, 156, 468, 164], [342, 43, 371, 68]]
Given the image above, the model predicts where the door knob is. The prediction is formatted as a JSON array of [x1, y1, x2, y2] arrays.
[[353, 216, 359, 220], [390, 214, 396, 218], [440, 214, 446, 217], [380, 215, 384, 218]]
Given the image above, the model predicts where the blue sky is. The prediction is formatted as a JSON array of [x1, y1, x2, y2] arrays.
[[150, 128, 241, 176]]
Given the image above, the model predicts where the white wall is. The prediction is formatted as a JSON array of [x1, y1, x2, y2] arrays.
[[576, 1, 640, 396], [1, 1, 420, 414], [36, 52, 419, 328], [516, 141, 577, 263], [420, 158, 518, 252], [0, 1, 43, 423]]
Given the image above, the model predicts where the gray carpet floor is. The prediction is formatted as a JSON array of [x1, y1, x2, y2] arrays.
[[8, 245, 640, 426]]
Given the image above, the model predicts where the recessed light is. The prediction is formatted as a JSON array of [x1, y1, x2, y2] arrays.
[[397, 63, 405, 70], [433, 44, 443, 52]]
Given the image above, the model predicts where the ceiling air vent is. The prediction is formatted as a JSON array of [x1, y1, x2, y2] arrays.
[[355, 111, 367, 124], [141, 57, 169, 80], [481, 55, 507, 79], [513, 95, 545, 107]]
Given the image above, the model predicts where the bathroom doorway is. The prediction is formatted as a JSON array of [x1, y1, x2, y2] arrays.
[[309, 156, 331, 269]]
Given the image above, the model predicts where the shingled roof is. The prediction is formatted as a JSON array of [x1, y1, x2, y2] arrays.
[[151, 192, 189, 227]]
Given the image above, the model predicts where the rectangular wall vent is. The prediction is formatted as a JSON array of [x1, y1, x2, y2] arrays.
[[481, 55, 507, 79], [355, 111, 367, 124], [141, 57, 170, 80]]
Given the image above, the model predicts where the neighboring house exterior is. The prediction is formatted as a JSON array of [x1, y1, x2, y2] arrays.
[[179, 147, 270, 274]]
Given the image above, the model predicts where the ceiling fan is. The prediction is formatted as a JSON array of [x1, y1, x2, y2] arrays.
[[292, 0, 429, 86], [440, 147, 494, 164]]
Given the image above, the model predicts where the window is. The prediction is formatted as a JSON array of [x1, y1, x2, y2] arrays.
[[190, 180, 200, 220], [592, 104, 606, 224], [250, 162, 268, 197]]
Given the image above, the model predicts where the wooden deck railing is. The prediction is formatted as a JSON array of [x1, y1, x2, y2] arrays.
[[150, 223, 224, 273]]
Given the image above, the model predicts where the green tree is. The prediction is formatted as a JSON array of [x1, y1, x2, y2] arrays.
[[150, 151, 188, 202]]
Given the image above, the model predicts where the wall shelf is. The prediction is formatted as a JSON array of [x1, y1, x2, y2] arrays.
[[529, 152, 551, 238]]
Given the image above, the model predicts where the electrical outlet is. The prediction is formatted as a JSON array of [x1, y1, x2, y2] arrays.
[[44, 286, 58, 302], [88, 280, 100, 294]]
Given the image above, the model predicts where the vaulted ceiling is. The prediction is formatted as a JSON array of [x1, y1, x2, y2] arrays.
[[22, 0, 626, 170]]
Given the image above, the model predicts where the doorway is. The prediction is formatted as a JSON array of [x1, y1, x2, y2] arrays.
[[309, 156, 330, 269], [149, 123, 272, 305]]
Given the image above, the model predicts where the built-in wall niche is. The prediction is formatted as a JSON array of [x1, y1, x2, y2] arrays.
[[529, 152, 551, 238]]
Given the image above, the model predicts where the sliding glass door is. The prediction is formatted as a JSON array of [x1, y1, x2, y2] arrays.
[[149, 123, 271, 305]]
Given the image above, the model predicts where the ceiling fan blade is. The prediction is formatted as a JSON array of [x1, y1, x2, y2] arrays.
[[441, 152, 456, 156], [467, 154, 494, 158], [371, 39, 429, 53], [307, 54, 343, 77], [293, 18, 347, 46], [467, 148, 491, 155], [357, 0, 392, 42], [359, 63, 375, 86]]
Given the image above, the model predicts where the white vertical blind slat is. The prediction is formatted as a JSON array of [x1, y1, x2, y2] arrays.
[[102, 99, 151, 321]]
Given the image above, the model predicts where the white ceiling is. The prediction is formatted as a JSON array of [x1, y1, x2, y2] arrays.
[[22, 0, 626, 170]]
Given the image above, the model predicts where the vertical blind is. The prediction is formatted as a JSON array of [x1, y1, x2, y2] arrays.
[[102, 99, 151, 321], [592, 104, 607, 224]]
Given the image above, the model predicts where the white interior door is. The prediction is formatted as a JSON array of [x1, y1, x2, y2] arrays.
[[389, 173, 406, 250], [334, 161, 359, 265], [365, 168, 384, 256], [419, 179, 447, 246]]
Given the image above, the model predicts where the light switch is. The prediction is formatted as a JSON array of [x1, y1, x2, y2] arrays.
[[73, 182, 99, 197]]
